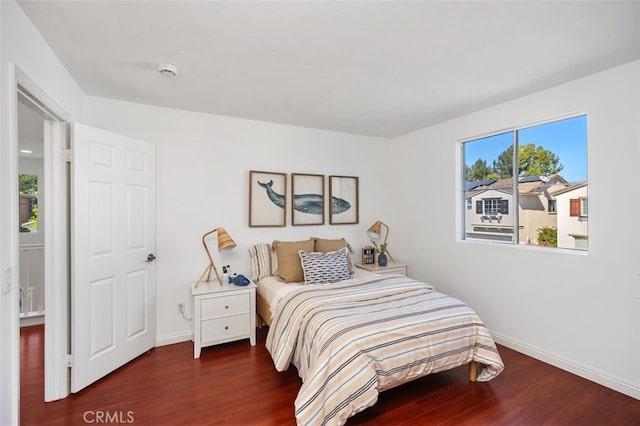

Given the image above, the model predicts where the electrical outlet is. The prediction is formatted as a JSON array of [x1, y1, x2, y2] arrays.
[[177, 301, 185, 314]]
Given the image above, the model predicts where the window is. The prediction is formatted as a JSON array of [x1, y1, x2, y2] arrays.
[[462, 115, 588, 250], [476, 199, 508, 216], [574, 236, 588, 250], [569, 197, 588, 217], [580, 198, 588, 217], [19, 174, 38, 233], [484, 199, 500, 215]]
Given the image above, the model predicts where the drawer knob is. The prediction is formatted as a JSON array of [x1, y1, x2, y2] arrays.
[[225, 326, 229, 330], [225, 305, 229, 309]]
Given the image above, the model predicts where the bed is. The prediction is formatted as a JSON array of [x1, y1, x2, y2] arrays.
[[249, 239, 504, 426]]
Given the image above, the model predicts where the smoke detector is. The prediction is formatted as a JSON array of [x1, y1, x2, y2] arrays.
[[158, 64, 178, 77]]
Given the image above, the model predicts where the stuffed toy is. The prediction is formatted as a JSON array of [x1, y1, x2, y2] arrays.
[[229, 273, 251, 286]]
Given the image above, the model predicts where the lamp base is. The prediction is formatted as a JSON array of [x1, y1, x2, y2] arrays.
[[194, 262, 224, 288]]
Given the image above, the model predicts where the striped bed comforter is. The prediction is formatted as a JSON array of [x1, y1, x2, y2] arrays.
[[266, 274, 504, 426]]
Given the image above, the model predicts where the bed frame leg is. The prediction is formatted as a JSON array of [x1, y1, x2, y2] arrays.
[[469, 361, 478, 382]]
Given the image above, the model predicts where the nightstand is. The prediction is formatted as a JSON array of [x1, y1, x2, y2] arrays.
[[355, 262, 407, 276], [191, 281, 256, 358]]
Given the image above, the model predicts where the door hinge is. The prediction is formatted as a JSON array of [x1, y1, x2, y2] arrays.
[[65, 354, 72, 368], [63, 149, 72, 163]]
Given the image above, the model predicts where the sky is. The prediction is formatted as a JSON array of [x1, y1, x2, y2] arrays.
[[464, 115, 588, 183]]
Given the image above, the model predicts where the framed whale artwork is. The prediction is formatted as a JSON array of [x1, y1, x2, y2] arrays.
[[249, 170, 287, 227], [329, 175, 359, 225], [291, 173, 325, 226]]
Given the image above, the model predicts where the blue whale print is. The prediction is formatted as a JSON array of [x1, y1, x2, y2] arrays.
[[257, 180, 351, 214]]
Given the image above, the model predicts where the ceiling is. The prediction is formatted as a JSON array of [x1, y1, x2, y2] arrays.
[[17, 1, 640, 138]]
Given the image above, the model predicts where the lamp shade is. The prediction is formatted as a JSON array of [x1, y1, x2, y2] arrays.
[[216, 227, 236, 250], [367, 220, 383, 239]]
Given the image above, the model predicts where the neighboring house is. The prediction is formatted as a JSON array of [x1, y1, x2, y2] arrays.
[[465, 175, 570, 245], [551, 183, 589, 250], [465, 179, 514, 242], [517, 175, 568, 246]]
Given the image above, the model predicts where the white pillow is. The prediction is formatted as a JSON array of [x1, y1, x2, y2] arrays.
[[298, 247, 350, 285]]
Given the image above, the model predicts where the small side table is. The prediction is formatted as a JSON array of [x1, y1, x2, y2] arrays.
[[191, 281, 256, 358], [355, 262, 407, 276]]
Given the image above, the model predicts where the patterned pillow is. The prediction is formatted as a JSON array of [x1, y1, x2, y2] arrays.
[[248, 243, 278, 282], [312, 237, 355, 273], [299, 247, 351, 285]]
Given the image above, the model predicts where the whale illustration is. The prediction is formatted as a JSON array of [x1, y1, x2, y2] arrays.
[[257, 180, 351, 214], [257, 180, 285, 208]]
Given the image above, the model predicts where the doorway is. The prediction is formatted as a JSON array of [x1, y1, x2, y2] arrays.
[[17, 93, 47, 419], [13, 68, 157, 410], [18, 96, 46, 327], [14, 70, 71, 405]]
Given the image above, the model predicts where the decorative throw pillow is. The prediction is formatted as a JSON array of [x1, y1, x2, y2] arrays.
[[248, 243, 278, 282], [272, 239, 315, 283], [299, 247, 351, 285], [313, 237, 354, 273], [313, 237, 349, 252]]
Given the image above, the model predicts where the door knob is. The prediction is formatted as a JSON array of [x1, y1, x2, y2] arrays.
[[145, 253, 156, 262]]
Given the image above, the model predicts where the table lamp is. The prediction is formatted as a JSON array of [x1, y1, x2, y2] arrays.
[[195, 227, 236, 287], [367, 220, 395, 263]]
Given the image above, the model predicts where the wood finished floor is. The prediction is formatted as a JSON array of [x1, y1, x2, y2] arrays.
[[21, 325, 640, 425]]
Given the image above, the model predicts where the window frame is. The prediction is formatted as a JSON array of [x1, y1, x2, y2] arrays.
[[460, 113, 587, 251]]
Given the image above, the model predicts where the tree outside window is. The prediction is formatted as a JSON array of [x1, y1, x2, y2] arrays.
[[19, 174, 38, 233]]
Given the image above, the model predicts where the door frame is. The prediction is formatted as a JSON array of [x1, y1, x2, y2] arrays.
[[13, 65, 71, 402]]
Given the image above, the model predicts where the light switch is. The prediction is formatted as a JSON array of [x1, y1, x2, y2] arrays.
[[2, 266, 12, 294]]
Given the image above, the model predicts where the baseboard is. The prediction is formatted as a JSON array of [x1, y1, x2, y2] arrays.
[[491, 330, 640, 400], [20, 315, 44, 327], [155, 331, 192, 347]]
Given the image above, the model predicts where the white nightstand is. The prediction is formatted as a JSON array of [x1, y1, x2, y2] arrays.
[[355, 262, 407, 276], [191, 281, 256, 358]]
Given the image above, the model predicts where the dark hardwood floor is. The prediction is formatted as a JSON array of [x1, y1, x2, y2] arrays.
[[21, 325, 639, 425]]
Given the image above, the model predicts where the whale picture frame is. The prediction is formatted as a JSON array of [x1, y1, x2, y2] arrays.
[[249, 170, 287, 227], [292, 173, 325, 226], [329, 175, 359, 225]]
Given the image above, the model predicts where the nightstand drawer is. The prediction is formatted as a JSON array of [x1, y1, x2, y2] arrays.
[[201, 314, 250, 342], [201, 293, 249, 318]]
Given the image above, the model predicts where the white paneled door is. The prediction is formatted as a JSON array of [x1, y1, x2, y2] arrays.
[[71, 124, 156, 393]]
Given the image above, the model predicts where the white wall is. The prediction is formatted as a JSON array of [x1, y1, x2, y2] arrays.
[[391, 60, 640, 399], [85, 97, 389, 345], [1, 1, 86, 423]]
